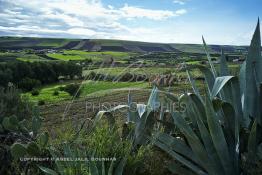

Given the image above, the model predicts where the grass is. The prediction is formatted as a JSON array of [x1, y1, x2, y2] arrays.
[[47, 51, 136, 61], [46, 53, 89, 61], [36, 39, 70, 47], [24, 80, 148, 103], [83, 66, 203, 79], [84, 67, 177, 76], [16, 54, 47, 62], [81, 80, 148, 96], [185, 60, 201, 65], [64, 50, 132, 57], [0, 52, 24, 62], [23, 85, 71, 103], [0, 52, 48, 62]]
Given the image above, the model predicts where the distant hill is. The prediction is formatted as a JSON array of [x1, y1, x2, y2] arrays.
[[0, 36, 248, 54]]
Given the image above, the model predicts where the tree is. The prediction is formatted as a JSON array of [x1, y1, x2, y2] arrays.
[[18, 78, 41, 91]]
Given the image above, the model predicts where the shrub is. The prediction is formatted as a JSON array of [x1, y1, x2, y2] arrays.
[[53, 90, 59, 96], [0, 86, 49, 174], [119, 72, 134, 81], [0, 85, 32, 121], [87, 71, 96, 79], [31, 89, 39, 96], [18, 78, 41, 91], [58, 86, 65, 91], [38, 100, 45, 106], [64, 83, 81, 97]]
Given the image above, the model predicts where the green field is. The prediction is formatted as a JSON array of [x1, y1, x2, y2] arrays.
[[47, 53, 88, 61], [16, 54, 48, 62], [81, 80, 147, 96], [83, 66, 203, 79], [36, 39, 70, 47], [47, 51, 135, 61], [24, 80, 148, 103], [84, 67, 176, 76]]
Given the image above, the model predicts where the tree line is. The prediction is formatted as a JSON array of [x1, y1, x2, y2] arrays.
[[0, 61, 82, 91]]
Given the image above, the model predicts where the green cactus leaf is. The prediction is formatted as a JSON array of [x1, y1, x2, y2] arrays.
[[11, 143, 27, 160], [9, 115, 19, 125], [2, 117, 10, 130], [38, 131, 49, 148], [2, 117, 17, 131], [27, 142, 40, 156]]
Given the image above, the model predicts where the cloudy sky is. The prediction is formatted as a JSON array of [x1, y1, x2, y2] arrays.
[[0, 0, 261, 44]]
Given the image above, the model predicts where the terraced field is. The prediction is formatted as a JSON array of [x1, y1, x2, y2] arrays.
[[23, 80, 148, 103], [0, 37, 248, 53], [83, 66, 204, 80], [40, 89, 151, 128], [47, 50, 136, 61], [39, 79, 206, 129]]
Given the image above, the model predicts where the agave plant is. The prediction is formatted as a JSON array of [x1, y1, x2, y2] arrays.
[[154, 19, 262, 175], [93, 87, 162, 147]]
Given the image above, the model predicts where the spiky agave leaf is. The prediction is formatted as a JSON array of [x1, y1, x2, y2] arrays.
[[241, 19, 262, 123], [187, 70, 203, 102], [170, 111, 220, 174], [211, 76, 234, 99], [202, 36, 217, 78], [38, 166, 58, 175], [205, 97, 233, 174]]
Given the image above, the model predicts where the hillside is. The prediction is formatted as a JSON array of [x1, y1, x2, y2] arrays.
[[0, 36, 248, 54]]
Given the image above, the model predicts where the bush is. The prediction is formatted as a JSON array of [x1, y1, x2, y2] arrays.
[[31, 89, 39, 96], [119, 72, 134, 81], [53, 90, 59, 96], [0, 85, 32, 121], [58, 86, 65, 91], [64, 83, 81, 97], [38, 100, 45, 106], [87, 71, 96, 79], [18, 78, 41, 91]]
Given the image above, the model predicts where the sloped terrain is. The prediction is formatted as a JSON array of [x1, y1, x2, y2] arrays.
[[0, 36, 249, 53]]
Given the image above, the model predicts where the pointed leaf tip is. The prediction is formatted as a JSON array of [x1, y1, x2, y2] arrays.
[[256, 18, 260, 29]]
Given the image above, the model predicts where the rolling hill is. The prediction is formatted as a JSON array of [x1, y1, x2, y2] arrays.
[[0, 36, 248, 54]]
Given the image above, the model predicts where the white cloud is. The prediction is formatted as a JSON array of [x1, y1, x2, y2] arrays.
[[173, 0, 187, 5], [40, 13, 85, 27], [67, 28, 96, 36], [119, 4, 175, 20], [175, 9, 187, 16], [0, 0, 189, 42]]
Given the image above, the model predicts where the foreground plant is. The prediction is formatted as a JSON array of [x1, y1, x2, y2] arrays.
[[0, 85, 50, 174], [154, 19, 262, 175]]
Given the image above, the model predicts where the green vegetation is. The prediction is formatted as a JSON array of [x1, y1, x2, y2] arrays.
[[64, 50, 132, 57], [84, 67, 176, 76], [0, 61, 82, 91], [0, 36, 248, 54], [47, 53, 88, 61], [23, 80, 148, 103], [24, 84, 71, 103], [81, 80, 148, 96], [1, 19, 261, 175], [36, 39, 70, 47], [47, 51, 135, 61]]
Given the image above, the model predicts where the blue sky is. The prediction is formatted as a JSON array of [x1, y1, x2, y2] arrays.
[[0, 0, 261, 44]]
